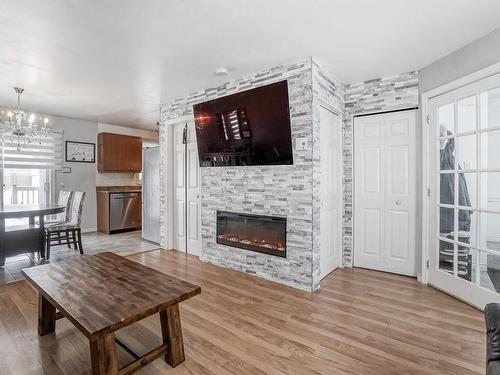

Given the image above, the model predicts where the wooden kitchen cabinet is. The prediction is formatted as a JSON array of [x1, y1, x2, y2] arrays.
[[96, 191, 110, 234], [97, 132, 142, 173]]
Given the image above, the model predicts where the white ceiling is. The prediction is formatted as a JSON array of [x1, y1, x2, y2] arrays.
[[1, 0, 500, 129]]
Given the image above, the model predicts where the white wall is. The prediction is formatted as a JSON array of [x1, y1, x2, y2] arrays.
[[52, 116, 98, 232], [420, 27, 500, 93]]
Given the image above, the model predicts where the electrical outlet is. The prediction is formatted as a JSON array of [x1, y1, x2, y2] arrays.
[[295, 137, 308, 151]]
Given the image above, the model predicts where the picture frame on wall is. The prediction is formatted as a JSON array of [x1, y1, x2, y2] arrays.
[[65, 141, 95, 163]]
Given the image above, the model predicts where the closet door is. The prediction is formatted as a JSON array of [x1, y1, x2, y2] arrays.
[[186, 123, 201, 255], [384, 114, 416, 275], [172, 123, 186, 251], [319, 107, 342, 279], [354, 115, 386, 272], [354, 110, 417, 276]]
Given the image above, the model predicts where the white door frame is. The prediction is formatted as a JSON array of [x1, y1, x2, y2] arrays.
[[172, 122, 188, 252], [318, 103, 344, 276], [421, 61, 500, 285], [162, 115, 193, 252], [169, 119, 201, 256]]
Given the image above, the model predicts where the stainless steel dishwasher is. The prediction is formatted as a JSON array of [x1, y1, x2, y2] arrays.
[[109, 192, 141, 232]]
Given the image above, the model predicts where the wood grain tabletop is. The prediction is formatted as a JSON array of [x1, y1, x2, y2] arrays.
[[22, 252, 201, 340]]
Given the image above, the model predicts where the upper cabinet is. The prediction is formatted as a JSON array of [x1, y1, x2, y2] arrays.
[[97, 133, 142, 173]]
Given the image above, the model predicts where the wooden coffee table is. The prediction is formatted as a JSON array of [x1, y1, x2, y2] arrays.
[[22, 252, 201, 375]]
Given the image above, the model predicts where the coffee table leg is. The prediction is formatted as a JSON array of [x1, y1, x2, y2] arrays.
[[38, 293, 56, 336], [160, 304, 185, 367], [90, 333, 118, 375]]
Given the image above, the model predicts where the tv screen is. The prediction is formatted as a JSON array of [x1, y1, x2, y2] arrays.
[[193, 80, 293, 167]]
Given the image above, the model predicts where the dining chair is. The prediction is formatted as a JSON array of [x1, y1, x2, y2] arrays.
[[45, 191, 85, 260], [45, 190, 73, 226]]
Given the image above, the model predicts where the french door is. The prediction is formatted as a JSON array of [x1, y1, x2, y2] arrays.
[[171, 122, 201, 256], [428, 72, 500, 309], [2, 168, 52, 205]]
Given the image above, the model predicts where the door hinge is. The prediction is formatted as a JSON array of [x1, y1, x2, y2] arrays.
[[427, 188, 430, 197], [426, 114, 430, 124], [426, 260, 429, 269]]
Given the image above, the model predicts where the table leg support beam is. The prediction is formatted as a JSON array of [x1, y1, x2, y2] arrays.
[[118, 344, 168, 375], [160, 304, 185, 367]]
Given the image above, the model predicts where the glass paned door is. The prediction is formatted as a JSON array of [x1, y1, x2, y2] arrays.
[[3, 168, 51, 205], [428, 72, 500, 309], [1, 168, 54, 226]]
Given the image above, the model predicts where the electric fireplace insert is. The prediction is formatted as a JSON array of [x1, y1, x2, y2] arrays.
[[216, 211, 287, 257]]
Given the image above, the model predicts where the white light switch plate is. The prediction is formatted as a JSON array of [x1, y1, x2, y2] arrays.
[[295, 137, 308, 151]]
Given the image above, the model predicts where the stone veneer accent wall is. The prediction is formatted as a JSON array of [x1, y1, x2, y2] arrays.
[[160, 58, 342, 291], [342, 71, 419, 266], [159, 59, 418, 286]]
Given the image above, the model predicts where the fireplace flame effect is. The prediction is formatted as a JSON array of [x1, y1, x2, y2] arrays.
[[217, 233, 285, 251]]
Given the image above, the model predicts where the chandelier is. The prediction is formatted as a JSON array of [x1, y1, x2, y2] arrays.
[[0, 87, 50, 150]]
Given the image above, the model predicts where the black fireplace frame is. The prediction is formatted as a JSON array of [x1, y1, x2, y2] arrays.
[[216, 210, 287, 258]]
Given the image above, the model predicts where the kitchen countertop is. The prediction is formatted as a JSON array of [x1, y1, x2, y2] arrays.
[[96, 186, 142, 193]]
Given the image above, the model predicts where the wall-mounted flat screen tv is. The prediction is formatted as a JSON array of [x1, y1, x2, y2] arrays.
[[193, 80, 293, 167]]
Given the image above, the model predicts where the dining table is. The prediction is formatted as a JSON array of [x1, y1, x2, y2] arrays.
[[0, 203, 66, 266], [22, 252, 201, 374]]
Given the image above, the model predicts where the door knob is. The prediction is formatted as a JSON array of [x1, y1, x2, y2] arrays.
[[395, 200, 402, 205]]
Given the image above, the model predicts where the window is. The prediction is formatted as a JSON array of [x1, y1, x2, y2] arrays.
[[0, 130, 63, 209]]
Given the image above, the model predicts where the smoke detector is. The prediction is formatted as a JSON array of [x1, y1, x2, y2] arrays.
[[214, 67, 229, 77]]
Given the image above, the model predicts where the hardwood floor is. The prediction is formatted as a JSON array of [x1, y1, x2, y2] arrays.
[[0, 249, 485, 374], [0, 230, 159, 284]]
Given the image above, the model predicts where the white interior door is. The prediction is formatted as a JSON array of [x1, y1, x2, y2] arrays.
[[186, 124, 201, 256], [172, 123, 186, 252], [427, 72, 500, 309], [171, 122, 201, 256], [354, 110, 417, 276], [319, 106, 342, 279]]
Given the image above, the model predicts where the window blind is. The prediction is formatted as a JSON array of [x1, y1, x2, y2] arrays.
[[1, 130, 64, 170]]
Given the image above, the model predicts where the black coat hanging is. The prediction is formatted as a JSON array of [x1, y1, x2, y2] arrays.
[[439, 135, 472, 234]]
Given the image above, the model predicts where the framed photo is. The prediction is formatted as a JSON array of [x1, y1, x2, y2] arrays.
[[65, 141, 95, 163]]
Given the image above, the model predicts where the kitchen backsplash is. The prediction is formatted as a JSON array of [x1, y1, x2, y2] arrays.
[[95, 172, 141, 186]]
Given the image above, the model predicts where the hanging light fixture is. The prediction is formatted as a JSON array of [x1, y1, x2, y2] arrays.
[[0, 87, 50, 150]]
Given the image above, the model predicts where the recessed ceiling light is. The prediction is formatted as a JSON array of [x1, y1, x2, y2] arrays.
[[214, 68, 229, 76]]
